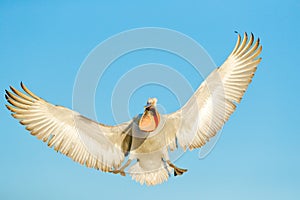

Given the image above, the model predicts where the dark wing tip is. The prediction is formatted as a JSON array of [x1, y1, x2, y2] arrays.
[[20, 81, 25, 90], [20, 82, 40, 100], [9, 86, 20, 96], [5, 104, 12, 111]]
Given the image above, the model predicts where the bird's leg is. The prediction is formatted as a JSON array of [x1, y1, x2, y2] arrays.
[[166, 160, 188, 176], [109, 159, 132, 176]]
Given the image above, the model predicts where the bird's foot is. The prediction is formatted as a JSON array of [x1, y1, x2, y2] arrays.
[[167, 161, 188, 176], [109, 169, 126, 176], [173, 166, 188, 176], [108, 159, 132, 177]]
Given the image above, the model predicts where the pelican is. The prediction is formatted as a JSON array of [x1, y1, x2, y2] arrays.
[[5, 33, 262, 186]]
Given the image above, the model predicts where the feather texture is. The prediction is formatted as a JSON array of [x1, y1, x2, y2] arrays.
[[163, 33, 262, 150], [5, 83, 132, 171]]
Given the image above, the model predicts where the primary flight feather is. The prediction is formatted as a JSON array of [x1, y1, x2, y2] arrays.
[[5, 33, 262, 186]]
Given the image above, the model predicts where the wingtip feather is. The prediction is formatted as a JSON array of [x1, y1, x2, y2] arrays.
[[20, 82, 40, 100], [5, 104, 13, 111]]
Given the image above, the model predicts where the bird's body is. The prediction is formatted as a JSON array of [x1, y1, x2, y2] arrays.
[[5, 33, 262, 186]]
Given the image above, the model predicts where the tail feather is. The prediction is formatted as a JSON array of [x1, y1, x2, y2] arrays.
[[128, 161, 171, 186]]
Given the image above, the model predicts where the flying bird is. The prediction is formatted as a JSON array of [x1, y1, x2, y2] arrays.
[[5, 33, 262, 186]]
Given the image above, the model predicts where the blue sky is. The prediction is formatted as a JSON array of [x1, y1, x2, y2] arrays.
[[0, 0, 299, 199]]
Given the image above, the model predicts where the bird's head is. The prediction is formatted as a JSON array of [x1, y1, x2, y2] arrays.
[[138, 98, 160, 132], [144, 98, 157, 110]]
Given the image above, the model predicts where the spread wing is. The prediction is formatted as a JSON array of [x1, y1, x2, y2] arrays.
[[163, 33, 262, 151], [5, 83, 132, 171]]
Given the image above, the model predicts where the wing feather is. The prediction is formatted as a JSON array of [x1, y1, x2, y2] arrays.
[[5, 83, 132, 171], [163, 33, 262, 150]]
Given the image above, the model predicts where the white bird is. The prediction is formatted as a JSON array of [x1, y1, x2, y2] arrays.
[[5, 33, 262, 186]]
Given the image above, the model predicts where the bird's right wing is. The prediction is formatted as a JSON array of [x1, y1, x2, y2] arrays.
[[163, 33, 262, 151], [5, 83, 132, 171]]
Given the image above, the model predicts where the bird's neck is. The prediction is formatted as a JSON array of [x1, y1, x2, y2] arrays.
[[139, 108, 160, 132]]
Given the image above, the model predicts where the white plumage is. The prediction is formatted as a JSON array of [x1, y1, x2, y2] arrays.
[[5, 33, 262, 186]]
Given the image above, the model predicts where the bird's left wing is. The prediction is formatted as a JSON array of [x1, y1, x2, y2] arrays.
[[5, 83, 132, 171], [162, 33, 262, 151]]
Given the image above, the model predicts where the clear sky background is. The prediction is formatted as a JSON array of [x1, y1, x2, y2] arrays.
[[0, 1, 299, 200]]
